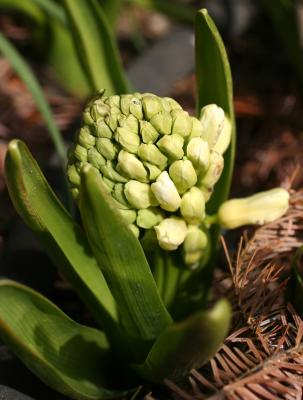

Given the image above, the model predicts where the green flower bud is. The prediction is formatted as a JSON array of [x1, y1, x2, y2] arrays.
[[118, 114, 139, 134], [137, 143, 167, 170], [180, 187, 205, 224], [101, 161, 128, 183], [129, 97, 143, 120], [104, 94, 120, 108], [142, 95, 163, 119], [186, 137, 210, 173], [189, 117, 203, 138], [150, 111, 172, 135], [151, 171, 181, 212], [112, 183, 130, 208], [74, 144, 87, 162], [154, 217, 187, 251], [128, 224, 140, 238], [183, 226, 208, 266], [94, 120, 112, 138], [199, 151, 224, 188], [90, 100, 109, 121], [118, 209, 137, 224], [162, 97, 182, 111], [169, 160, 197, 194], [115, 127, 140, 153], [102, 176, 115, 191], [171, 110, 192, 137], [140, 121, 159, 143], [137, 208, 164, 229], [200, 104, 225, 148], [124, 180, 158, 209], [157, 134, 184, 160], [212, 116, 232, 155], [67, 164, 80, 186], [117, 150, 148, 182], [71, 187, 79, 199], [96, 138, 118, 160], [144, 162, 162, 181], [83, 106, 94, 125], [218, 188, 290, 229], [105, 110, 119, 131], [120, 94, 132, 116], [87, 148, 106, 169], [78, 126, 95, 149]]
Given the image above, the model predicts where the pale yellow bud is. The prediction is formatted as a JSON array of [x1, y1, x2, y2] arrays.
[[218, 188, 290, 229], [154, 217, 187, 250]]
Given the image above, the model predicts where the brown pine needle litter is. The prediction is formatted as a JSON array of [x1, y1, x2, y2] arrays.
[[162, 189, 303, 400]]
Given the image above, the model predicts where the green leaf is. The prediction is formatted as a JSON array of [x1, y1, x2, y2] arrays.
[[195, 9, 236, 214], [0, 0, 45, 24], [134, 299, 231, 383], [0, 280, 131, 400], [100, 0, 123, 27], [79, 165, 172, 357], [129, 0, 195, 24], [0, 33, 66, 167], [62, 0, 130, 95], [4, 140, 118, 335]]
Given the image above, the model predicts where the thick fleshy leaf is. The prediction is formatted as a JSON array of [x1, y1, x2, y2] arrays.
[[79, 166, 172, 358], [0, 34, 66, 166], [4, 140, 118, 335], [195, 9, 235, 214], [134, 299, 231, 383], [62, 0, 130, 95], [0, 280, 130, 400]]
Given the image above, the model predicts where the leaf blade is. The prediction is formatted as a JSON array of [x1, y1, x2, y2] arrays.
[[134, 299, 231, 383], [0, 33, 66, 166], [79, 166, 172, 353], [4, 140, 118, 334], [0, 280, 130, 400], [62, 0, 130, 95]]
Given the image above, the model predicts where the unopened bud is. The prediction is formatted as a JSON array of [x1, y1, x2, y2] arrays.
[[154, 217, 187, 251], [151, 171, 181, 211], [124, 180, 158, 209], [180, 187, 205, 224], [218, 188, 290, 229], [169, 160, 197, 194], [200, 104, 225, 148]]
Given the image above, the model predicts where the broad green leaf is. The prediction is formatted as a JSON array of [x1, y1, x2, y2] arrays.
[[5, 140, 118, 335], [62, 0, 130, 95], [0, 0, 45, 23], [0, 280, 131, 400], [259, 0, 303, 89], [32, 0, 66, 25], [0, 33, 66, 167], [134, 299, 231, 383], [130, 0, 195, 24], [101, 0, 123, 27], [79, 166, 172, 357], [195, 9, 236, 214]]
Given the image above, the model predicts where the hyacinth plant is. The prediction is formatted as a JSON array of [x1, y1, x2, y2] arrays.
[[0, 4, 290, 400]]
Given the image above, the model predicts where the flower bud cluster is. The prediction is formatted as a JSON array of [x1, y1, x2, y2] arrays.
[[67, 90, 231, 266]]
